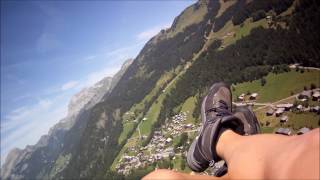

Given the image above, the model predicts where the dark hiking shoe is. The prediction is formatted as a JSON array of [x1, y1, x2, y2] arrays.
[[233, 106, 261, 135], [211, 106, 261, 177], [187, 82, 244, 172]]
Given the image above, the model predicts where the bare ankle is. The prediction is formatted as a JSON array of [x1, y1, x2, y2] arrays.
[[216, 129, 241, 162]]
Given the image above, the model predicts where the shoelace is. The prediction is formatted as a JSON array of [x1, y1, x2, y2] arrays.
[[209, 160, 215, 167], [206, 100, 231, 118]]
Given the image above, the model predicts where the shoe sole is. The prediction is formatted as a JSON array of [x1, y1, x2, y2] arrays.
[[187, 138, 204, 172]]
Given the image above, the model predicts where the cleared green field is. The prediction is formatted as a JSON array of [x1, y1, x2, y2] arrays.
[[256, 110, 319, 134], [220, 17, 268, 49], [140, 94, 165, 135], [260, 126, 274, 133], [173, 135, 181, 147], [118, 122, 136, 144], [235, 19, 268, 41], [233, 70, 320, 103], [180, 96, 197, 123], [172, 155, 182, 169], [208, 1, 269, 50], [285, 112, 319, 131]]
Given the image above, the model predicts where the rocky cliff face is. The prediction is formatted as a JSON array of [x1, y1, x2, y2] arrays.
[[109, 58, 133, 92], [67, 77, 112, 116], [1, 148, 23, 179], [68, 58, 133, 116]]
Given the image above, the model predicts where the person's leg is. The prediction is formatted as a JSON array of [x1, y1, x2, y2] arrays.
[[216, 128, 320, 180], [143, 169, 226, 180], [143, 128, 319, 180]]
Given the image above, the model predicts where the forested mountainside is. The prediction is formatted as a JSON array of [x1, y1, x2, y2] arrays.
[[2, 0, 320, 179], [160, 0, 320, 127]]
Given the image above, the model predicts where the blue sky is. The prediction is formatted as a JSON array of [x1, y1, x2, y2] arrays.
[[0, 0, 195, 164]]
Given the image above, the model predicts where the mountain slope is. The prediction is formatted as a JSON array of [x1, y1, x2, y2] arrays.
[[1, 59, 133, 180]]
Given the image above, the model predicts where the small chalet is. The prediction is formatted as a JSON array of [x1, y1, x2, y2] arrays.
[[184, 124, 193, 129], [297, 127, 310, 135], [275, 108, 285, 117], [266, 15, 272, 24], [297, 104, 303, 110], [298, 91, 311, 100], [266, 109, 274, 116], [238, 93, 245, 101], [289, 63, 300, 68], [250, 93, 258, 100], [165, 137, 173, 144], [275, 128, 291, 136], [310, 106, 320, 114], [280, 115, 288, 123], [312, 91, 320, 101], [276, 103, 294, 111], [154, 131, 161, 136]]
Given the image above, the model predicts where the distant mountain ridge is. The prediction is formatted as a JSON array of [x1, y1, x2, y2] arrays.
[[1, 58, 133, 179], [68, 58, 133, 116]]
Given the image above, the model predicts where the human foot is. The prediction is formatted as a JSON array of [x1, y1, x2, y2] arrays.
[[211, 106, 261, 176], [187, 82, 244, 172]]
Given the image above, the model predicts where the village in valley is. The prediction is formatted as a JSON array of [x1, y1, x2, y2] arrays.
[[115, 111, 200, 175]]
